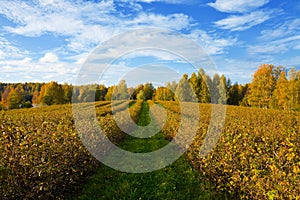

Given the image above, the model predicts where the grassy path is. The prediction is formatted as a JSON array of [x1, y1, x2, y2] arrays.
[[74, 102, 222, 200]]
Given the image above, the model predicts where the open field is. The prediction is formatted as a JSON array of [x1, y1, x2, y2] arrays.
[[0, 101, 299, 199]]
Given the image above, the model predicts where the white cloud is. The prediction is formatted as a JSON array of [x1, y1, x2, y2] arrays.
[[294, 44, 300, 50], [212, 57, 274, 84], [0, 1, 197, 83], [189, 30, 237, 55], [75, 57, 86, 65], [259, 19, 300, 40], [1, 1, 86, 37], [0, 36, 28, 59], [248, 20, 300, 55], [38, 0, 55, 6], [0, 0, 193, 53], [67, 52, 89, 65], [208, 0, 269, 13], [66, 12, 193, 53], [2, 65, 13, 70], [118, 0, 194, 4], [247, 44, 288, 55], [273, 35, 300, 45], [122, 49, 179, 61], [39, 52, 58, 63], [0, 0, 118, 54], [277, 56, 300, 67], [236, 17, 300, 59], [214, 10, 272, 31], [0, 0, 253, 84], [20, 57, 32, 64], [74, 29, 219, 85], [0, 50, 4, 58], [126, 13, 192, 31], [86, 29, 212, 66], [0, 58, 32, 67], [247, 35, 300, 55], [0, 56, 80, 83]]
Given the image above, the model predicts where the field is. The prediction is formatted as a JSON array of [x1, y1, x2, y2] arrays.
[[0, 101, 299, 199]]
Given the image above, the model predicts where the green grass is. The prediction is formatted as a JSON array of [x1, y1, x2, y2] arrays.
[[73, 102, 224, 200]]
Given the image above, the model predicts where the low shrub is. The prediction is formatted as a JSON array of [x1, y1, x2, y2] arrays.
[[159, 101, 300, 199]]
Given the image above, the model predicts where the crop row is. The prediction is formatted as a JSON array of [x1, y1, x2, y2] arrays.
[[96, 100, 134, 116], [0, 100, 142, 199], [158, 101, 300, 199]]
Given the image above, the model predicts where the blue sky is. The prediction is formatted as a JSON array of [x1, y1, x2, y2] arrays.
[[0, 0, 300, 85]]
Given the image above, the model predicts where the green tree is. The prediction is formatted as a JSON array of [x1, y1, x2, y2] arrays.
[[130, 84, 143, 100], [8, 88, 22, 109], [38, 81, 65, 105], [95, 84, 107, 101], [62, 83, 73, 103], [143, 83, 154, 100], [227, 83, 245, 105], [137, 90, 145, 100]]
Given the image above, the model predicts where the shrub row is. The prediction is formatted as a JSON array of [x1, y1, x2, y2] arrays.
[[158, 101, 300, 199], [0, 101, 142, 199]]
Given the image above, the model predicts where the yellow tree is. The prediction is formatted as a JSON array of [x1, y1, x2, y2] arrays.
[[105, 86, 116, 101], [32, 90, 39, 105], [175, 74, 195, 102], [247, 64, 275, 108], [113, 80, 129, 100], [218, 74, 228, 104], [189, 72, 199, 102], [1, 86, 12, 109], [273, 71, 289, 109], [155, 86, 173, 101], [287, 67, 300, 110], [199, 70, 211, 103]]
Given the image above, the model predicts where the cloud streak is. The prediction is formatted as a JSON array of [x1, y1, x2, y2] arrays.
[[208, 0, 269, 13], [117, 0, 195, 4], [213, 10, 273, 31], [259, 19, 300, 40], [0, 36, 28, 59], [189, 30, 237, 54], [248, 19, 300, 55]]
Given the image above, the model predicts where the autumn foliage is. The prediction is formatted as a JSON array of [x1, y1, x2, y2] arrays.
[[158, 101, 299, 199]]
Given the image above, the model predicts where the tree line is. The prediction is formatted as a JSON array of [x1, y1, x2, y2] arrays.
[[0, 64, 299, 111]]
